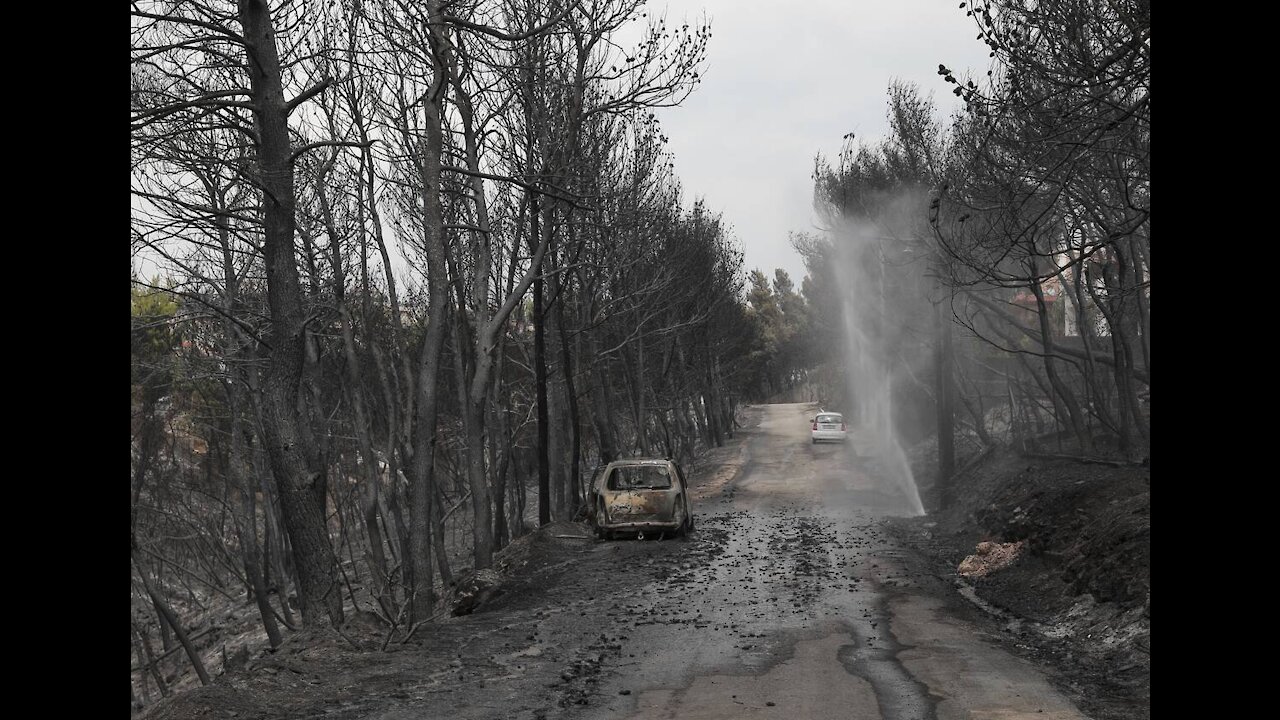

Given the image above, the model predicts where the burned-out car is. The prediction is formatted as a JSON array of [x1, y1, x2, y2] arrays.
[[588, 457, 694, 540]]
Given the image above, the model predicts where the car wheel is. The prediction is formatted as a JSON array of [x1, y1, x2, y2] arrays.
[[811, 437, 817, 444], [595, 500, 609, 540]]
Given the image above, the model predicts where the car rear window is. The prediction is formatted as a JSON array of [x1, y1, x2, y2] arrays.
[[817, 414, 841, 423], [607, 465, 672, 490]]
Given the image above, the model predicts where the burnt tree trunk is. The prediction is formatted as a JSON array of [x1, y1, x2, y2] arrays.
[[531, 193, 551, 526], [131, 549, 211, 686], [239, 0, 342, 628], [934, 300, 955, 508]]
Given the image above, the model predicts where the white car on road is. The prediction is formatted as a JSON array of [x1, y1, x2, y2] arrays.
[[810, 411, 847, 443]]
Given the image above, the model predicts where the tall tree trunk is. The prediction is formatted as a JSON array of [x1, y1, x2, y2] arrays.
[[431, 483, 453, 588], [1090, 252, 1148, 458], [489, 365, 511, 550], [559, 303, 582, 514], [213, 174, 286, 647], [226, 375, 284, 648], [316, 148, 395, 614], [632, 339, 651, 455], [1060, 264, 1123, 438], [589, 344, 619, 464], [239, 0, 342, 628], [404, 0, 454, 619], [701, 338, 722, 447], [1028, 276, 1090, 452], [371, 343, 412, 579], [339, 306, 393, 613], [934, 300, 955, 508], [546, 258, 569, 518], [531, 195, 551, 526], [250, 427, 295, 627]]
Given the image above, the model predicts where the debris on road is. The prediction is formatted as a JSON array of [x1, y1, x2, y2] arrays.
[[957, 540, 1025, 578]]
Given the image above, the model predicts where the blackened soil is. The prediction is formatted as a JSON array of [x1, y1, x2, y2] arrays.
[[884, 448, 1150, 720]]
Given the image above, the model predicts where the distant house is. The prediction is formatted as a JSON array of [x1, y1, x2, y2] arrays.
[[1010, 266, 1113, 341], [1009, 275, 1066, 337]]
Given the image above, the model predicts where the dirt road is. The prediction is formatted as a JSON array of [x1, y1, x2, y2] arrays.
[[567, 402, 1087, 720], [151, 403, 1093, 720]]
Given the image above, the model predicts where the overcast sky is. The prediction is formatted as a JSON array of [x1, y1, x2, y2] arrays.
[[646, 0, 994, 284]]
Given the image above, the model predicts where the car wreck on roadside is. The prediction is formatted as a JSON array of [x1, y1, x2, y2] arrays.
[[588, 457, 694, 540]]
